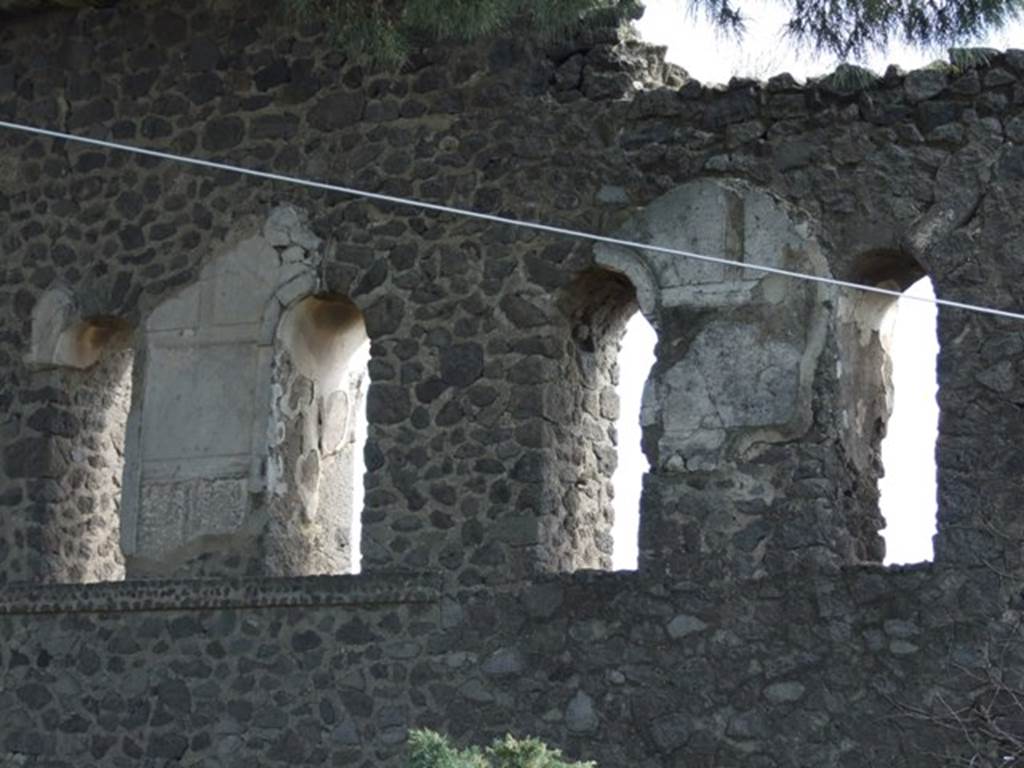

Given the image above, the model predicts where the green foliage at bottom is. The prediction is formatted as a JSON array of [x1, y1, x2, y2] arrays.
[[405, 730, 597, 768]]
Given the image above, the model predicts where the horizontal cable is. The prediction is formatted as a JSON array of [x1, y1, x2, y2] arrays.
[[1, 119, 1022, 321]]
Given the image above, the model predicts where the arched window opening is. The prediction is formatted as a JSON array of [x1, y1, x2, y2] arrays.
[[837, 259, 938, 566], [556, 268, 655, 573], [66, 328, 134, 584], [611, 311, 657, 571], [119, 211, 365, 579], [274, 295, 370, 576], [878, 277, 938, 564], [24, 289, 133, 584]]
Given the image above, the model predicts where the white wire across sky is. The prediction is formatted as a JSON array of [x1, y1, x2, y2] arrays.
[[1, 119, 1023, 323]]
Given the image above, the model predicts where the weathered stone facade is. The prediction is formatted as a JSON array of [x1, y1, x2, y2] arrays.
[[1, 0, 1024, 764]]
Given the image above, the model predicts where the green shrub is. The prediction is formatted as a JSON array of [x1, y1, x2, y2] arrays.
[[405, 730, 596, 768]]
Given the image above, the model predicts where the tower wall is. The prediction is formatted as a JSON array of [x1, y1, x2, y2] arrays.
[[2, 2, 1024, 763]]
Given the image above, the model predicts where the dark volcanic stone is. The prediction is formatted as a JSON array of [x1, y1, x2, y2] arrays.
[[147, 733, 188, 760], [251, 113, 300, 140], [364, 295, 405, 336], [156, 679, 192, 714], [439, 343, 484, 387], [254, 59, 290, 91], [26, 406, 79, 437], [16, 682, 52, 709], [202, 116, 245, 151], [367, 384, 411, 424], [292, 629, 323, 652], [4, 437, 67, 478], [309, 91, 365, 131]]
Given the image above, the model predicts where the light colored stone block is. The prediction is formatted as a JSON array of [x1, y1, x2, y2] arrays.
[[140, 343, 258, 462], [146, 285, 201, 332], [596, 178, 830, 470]]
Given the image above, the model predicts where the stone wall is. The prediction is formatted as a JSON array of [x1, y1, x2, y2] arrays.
[[1, 0, 1024, 764], [0, 567, 1018, 767]]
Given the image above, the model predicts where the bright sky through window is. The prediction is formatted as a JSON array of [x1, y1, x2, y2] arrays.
[[879, 278, 939, 564], [617, 6, 982, 567], [635, 0, 1024, 86], [611, 313, 657, 570]]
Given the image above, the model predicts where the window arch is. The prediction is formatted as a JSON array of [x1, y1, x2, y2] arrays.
[[268, 294, 370, 575], [596, 178, 889, 579], [836, 253, 937, 565], [21, 288, 133, 584], [555, 268, 655, 572], [121, 206, 367, 579], [878, 278, 938, 564]]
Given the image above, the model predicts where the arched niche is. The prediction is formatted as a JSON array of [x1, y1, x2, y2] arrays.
[[445, 265, 655, 578], [834, 250, 935, 564], [556, 268, 659, 573], [551, 268, 645, 572], [595, 178, 849, 580], [120, 205, 364, 578], [264, 294, 369, 576], [20, 288, 133, 583], [26, 288, 129, 371]]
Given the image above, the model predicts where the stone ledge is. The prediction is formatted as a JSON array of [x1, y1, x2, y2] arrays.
[[0, 571, 441, 615]]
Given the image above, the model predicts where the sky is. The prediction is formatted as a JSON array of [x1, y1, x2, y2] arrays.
[[603, 1, 1009, 569], [876, 279, 938, 565], [611, 284, 939, 569], [634, 0, 1023, 85]]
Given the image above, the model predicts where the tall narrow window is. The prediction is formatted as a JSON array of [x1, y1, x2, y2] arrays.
[[66, 335, 133, 583], [879, 277, 939, 564], [555, 268, 646, 573], [273, 295, 370, 576], [349, 340, 371, 574], [23, 289, 132, 584], [611, 312, 657, 571]]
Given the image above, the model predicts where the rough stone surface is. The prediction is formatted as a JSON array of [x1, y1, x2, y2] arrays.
[[1, 2, 1024, 766], [0, 568, 1017, 767]]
